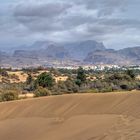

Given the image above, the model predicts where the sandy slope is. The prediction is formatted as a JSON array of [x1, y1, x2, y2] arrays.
[[0, 92, 140, 140]]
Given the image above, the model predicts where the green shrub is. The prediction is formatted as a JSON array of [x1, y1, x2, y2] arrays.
[[100, 86, 113, 93], [34, 87, 51, 97], [26, 74, 33, 85], [84, 89, 99, 93], [65, 79, 79, 93], [36, 72, 55, 88], [120, 83, 134, 91], [0, 96, 2, 102], [1, 90, 18, 101], [76, 67, 86, 86], [51, 79, 79, 95], [126, 69, 136, 79]]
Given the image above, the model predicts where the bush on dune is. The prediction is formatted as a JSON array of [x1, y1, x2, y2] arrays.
[[1, 90, 18, 101], [34, 87, 52, 97]]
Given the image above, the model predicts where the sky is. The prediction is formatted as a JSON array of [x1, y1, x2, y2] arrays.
[[0, 0, 140, 49]]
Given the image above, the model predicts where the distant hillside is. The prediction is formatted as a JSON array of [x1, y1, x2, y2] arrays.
[[1, 40, 140, 67], [16, 40, 105, 60], [5, 40, 106, 67], [64, 40, 106, 60], [0, 51, 9, 64], [38, 44, 70, 59], [118, 47, 140, 64], [13, 50, 38, 59], [84, 47, 140, 65], [84, 49, 125, 65]]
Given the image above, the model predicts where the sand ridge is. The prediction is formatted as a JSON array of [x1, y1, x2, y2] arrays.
[[0, 92, 140, 140]]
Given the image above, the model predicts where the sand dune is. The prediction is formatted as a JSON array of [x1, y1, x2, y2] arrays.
[[0, 92, 140, 140]]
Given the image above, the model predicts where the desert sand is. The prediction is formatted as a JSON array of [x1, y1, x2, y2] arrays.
[[0, 92, 140, 140]]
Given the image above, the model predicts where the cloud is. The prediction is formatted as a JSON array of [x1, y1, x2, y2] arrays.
[[14, 2, 71, 18], [0, 0, 140, 49], [14, 0, 138, 32], [14, 2, 72, 32], [72, 0, 127, 16]]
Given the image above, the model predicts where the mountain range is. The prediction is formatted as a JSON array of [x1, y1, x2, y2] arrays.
[[0, 40, 140, 68], [84, 46, 140, 65]]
